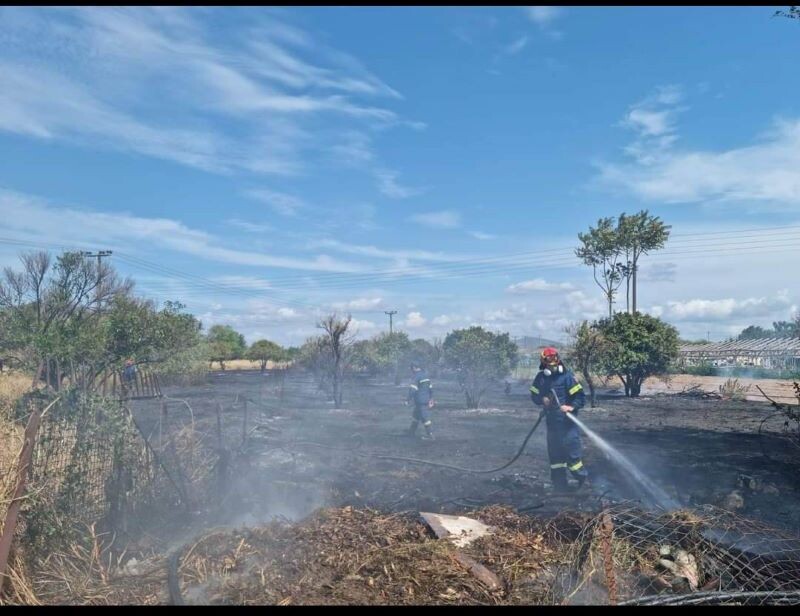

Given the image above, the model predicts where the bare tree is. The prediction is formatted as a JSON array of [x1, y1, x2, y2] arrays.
[[317, 313, 355, 409]]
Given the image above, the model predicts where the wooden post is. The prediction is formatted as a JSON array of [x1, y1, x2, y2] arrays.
[[0, 396, 60, 593], [242, 397, 248, 447]]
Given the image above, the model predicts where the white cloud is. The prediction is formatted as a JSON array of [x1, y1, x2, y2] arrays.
[[601, 118, 800, 207], [226, 219, 273, 233], [651, 292, 793, 322], [349, 318, 378, 334], [525, 6, 563, 26], [410, 210, 462, 229], [309, 238, 462, 263], [375, 169, 420, 199], [0, 188, 365, 273], [506, 278, 576, 293], [212, 276, 272, 290], [331, 297, 384, 311], [469, 231, 496, 241], [432, 315, 454, 326], [244, 188, 306, 216], [0, 7, 410, 190], [404, 311, 427, 328], [504, 36, 529, 55]]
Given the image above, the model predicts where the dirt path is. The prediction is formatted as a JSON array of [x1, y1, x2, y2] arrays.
[[642, 374, 797, 402]]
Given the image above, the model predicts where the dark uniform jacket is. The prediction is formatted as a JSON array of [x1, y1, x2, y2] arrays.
[[408, 369, 433, 407], [530, 365, 585, 423]]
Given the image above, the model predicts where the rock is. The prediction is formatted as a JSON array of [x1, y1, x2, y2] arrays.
[[762, 483, 780, 496], [721, 490, 745, 511], [737, 474, 759, 492]]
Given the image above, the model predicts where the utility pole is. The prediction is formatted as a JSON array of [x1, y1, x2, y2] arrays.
[[384, 310, 397, 335], [81, 250, 113, 304]]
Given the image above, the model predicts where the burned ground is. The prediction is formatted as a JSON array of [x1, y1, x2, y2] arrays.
[[135, 370, 800, 535], [47, 369, 797, 605]]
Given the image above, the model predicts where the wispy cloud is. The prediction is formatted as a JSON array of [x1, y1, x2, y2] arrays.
[[226, 219, 273, 233], [375, 169, 421, 199], [525, 6, 563, 27], [309, 238, 462, 263], [409, 210, 462, 229], [0, 7, 414, 194], [0, 188, 365, 273], [504, 36, 529, 55], [469, 231, 496, 241], [617, 85, 685, 165], [330, 297, 384, 311], [649, 291, 793, 322], [506, 278, 576, 294], [244, 188, 306, 216], [598, 116, 800, 208]]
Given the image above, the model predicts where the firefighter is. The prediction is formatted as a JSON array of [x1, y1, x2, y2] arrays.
[[121, 358, 137, 396], [406, 360, 435, 440], [530, 347, 589, 492]]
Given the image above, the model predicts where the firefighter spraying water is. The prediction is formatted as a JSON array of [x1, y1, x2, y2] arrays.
[[529, 347, 589, 493]]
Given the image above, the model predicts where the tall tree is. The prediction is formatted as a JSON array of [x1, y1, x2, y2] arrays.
[[576, 217, 624, 317], [246, 339, 286, 372], [616, 210, 671, 314], [206, 324, 246, 370], [596, 312, 679, 397], [564, 321, 608, 408], [443, 326, 518, 408], [0, 250, 134, 387]]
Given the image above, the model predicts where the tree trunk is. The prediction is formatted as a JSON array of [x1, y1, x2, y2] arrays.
[[632, 256, 638, 314], [608, 292, 613, 318], [260, 360, 267, 373], [626, 266, 631, 313], [630, 378, 642, 397], [619, 374, 630, 397], [582, 369, 596, 408]]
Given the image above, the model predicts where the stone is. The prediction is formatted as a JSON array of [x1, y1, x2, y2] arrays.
[[419, 512, 492, 547], [721, 490, 745, 511]]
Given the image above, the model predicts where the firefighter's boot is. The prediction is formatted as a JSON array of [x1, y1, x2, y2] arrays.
[[421, 422, 434, 441], [407, 420, 419, 437]]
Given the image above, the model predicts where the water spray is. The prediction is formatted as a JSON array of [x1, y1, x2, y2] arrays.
[[550, 388, 679, 511]]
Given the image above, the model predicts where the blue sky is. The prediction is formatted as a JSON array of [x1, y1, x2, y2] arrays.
[[1, 6, 799, 345]]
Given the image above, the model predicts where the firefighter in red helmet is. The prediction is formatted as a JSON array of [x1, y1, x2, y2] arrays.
[[530, 347, 589, 492]]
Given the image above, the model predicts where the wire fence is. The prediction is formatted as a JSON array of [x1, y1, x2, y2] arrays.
[[545, 501, 800, 606]]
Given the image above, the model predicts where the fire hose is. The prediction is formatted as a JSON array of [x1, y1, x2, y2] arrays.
[[275, 408, 546, 475]]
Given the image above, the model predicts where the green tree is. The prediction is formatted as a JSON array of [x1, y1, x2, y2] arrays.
[[407, 338, 441, 376], [576, 217, 624, 317], [738, 325, 773, 340], [443, 326, 519, 408], [616, 210, 671, 313], [0, 250, 133, 388], [206, 324, 246, 370], [775, 6, 800, 20], [773, 320, 798, 338], [596, 312, 679, 397], [246, 339, 286, 372], [564, 321, 608, 408]]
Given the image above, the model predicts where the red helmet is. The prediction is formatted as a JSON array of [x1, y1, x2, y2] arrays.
[[541, 347, 559, 365]]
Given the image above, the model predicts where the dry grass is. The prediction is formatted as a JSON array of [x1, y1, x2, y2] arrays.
[[209, 360, 289, 371]]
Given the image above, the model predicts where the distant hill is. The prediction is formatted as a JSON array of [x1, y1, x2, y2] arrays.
[[514, 335, 565, 353]]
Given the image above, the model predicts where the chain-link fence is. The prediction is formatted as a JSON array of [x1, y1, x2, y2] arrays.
[[545, 501, 800, 606]]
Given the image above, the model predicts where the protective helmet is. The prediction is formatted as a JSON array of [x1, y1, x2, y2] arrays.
[[540, 347, 564, 375], [541, 347, 559, 366]]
